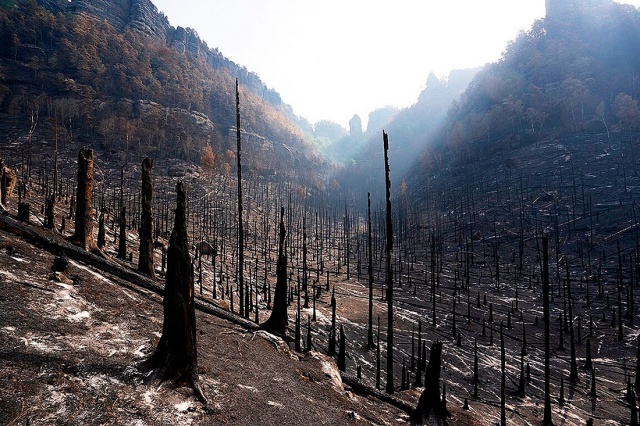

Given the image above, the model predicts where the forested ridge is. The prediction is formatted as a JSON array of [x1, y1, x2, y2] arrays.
[[335, 0, 640, 200], [0, 0, 327, 187], [428, 0, 640, 168]]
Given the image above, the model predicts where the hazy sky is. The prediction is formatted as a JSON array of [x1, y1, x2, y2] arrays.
[[153, 0, 640, 129]]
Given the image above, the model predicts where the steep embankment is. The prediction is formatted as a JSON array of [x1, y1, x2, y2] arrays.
[[0, 216, 409, 425]]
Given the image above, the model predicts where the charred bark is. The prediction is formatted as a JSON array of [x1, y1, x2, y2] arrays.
[[383, 130, 395, 394], [44, 194, 55, 230], [68, 148, 100, 255], [260, 207, 288, 335], [411, 341, 444, 425], [0, 155, 5, 211], [142, 181, 206, 404], [97, 211, 106, 249], [117, 205, 127, 259], [543, 236, 553, 425], [367, 192, 375, 349], [338, 324, 346, 372], [236, 78, 246, 319], [138, 158, 155, 278]]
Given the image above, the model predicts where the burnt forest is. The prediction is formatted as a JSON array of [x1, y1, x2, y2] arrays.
[[2, 0, 640, 425]]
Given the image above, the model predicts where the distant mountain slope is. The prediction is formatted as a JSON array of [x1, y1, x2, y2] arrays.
[[335, 68, 478, 193], [336, 0, 640, 200], [0, 0, 325, 186], [423, 0, 640, 168]]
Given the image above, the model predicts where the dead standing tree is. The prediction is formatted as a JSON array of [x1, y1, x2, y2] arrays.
[[45, 140, 58, 230], [143, 181, 206, 404], [138, 158, 155, 278], [236, 78, 246, 319], [68, 148, 102, 255], [260, 206, 288, 335], [543, 236, 553, 426], [0, 155, 6, 211], [117, 166, 127, 260], [367, 192, 375, 349], [383, 130, 395, 394], [411, 341, 445, 425]]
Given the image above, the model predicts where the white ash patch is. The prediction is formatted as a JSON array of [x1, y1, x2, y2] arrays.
[[175, 400, 193, 412], [0, 269, 19, 281], [24, 332, 62, 353], [312, 352, 344, 392], [85, 373, 122, 391], [69, 311, 90, 322], [35, 279, 97, 324], [237, 384, 259, 393]]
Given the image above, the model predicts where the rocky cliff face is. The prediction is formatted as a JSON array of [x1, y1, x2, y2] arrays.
[[63, 0, 170, 39]]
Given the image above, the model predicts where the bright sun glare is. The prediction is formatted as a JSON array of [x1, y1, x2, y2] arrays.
[[152, 0, 640, 129]]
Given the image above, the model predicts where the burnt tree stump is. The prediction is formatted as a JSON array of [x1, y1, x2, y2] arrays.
[[411, 341, 445, 425], [260, 206, 288, 335], [68, 148, 100, 255], [143, 181, 206, 404]]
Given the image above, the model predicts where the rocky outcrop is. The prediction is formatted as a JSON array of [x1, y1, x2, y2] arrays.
[[349, 115, 363, 137], [129, 0, 171, 39], [366, 107, 399, 135], [66, 0, 133, 33], [63, 0, 170, 39]]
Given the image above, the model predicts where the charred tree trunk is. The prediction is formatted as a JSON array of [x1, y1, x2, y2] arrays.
[[367, 192, 375, 349], [0, 155, 6, 211], [138, 158, 155, 278], [45, 194, 55, 230], [69, 148, 99, 254], [411, 341, 444, 425], [117, 205, 127, 259], [117, 167, 127, 260], [260, 207, 288, 335], [543, 236, 553, 425], [97, 212, 106, 249], [500, 322, 506, 426], [338, 324, 346, 372], [236, 78, 246, 319], [143, 181, 206, 404], [46, 143, 58, 230], [383, 130, 395, 394]]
